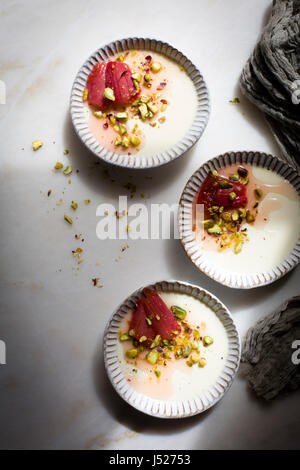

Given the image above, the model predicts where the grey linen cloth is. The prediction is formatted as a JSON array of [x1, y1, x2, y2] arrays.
[[242, 296, 300, 400], [240, 0, 300, 169]]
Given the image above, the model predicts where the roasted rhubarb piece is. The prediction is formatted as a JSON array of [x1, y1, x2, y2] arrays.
[[87, 62, 107, 110], [142, 289, 181, 340], [105, 61, 138, 104], [197, 173, 247, 216], [214, 179, 247, 209], [129, 299, 156, 347]]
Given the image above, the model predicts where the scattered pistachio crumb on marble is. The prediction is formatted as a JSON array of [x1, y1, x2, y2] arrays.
[[229, 97, 240, 103], [64, 214, 73, 224], [32, 140, 43, 151]]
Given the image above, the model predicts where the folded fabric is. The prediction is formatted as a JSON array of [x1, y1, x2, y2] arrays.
[[240, 0, 300, 169], [242, 296, 300, 400]]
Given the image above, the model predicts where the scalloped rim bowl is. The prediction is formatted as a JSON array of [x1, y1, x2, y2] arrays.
[[103, 280, 240, 419], [178, 151, 300, 289], [70, 37, 210, 169]]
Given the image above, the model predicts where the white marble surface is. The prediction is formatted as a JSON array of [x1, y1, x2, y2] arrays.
[[0, 0, 299, 450]]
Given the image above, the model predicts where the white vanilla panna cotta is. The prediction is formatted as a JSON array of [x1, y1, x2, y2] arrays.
[[117, 292, 228, 402], [84, 50, 198, 158], [195, 164, 300, 275]]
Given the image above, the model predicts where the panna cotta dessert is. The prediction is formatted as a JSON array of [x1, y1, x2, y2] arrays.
[[193, 163, 300, 274], [117, 288, 228, 402], [83, 50, 198, 158]]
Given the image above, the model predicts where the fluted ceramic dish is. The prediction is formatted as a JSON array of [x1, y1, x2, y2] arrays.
[[70, 37, 209, 169], [178, 151, 300, 289], [103, 280, 240, 419]]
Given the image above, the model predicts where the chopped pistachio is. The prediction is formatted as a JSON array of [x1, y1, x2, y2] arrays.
[[83, 89, 88, 101], [193, 329, 201, 339], [243, 177, 249, 186], [238, 208, 247, 218], [64, 214, 73, 225], [120, 333, 130, 341], [155, 370, 161, 378], [116, 112, 128, 120], [139, 95, 150, 103], [114, 137, 122, 146], [63, 149, 69, 155], [203, 219, 215, 229], [146, 317, 152, 326], [198, 357, 207, 368], [211, 169, 219, 177], [130, 135, 141, 147], [234, 241, 243, 254], [139, 335, 147, 343], [132, 72, 142, 82], [151, 62, 161, 73], [144, 73, 151, 82], [146, 350, 159, 365], [175, 348, 183, 358], [150, 335, 161, 349], [129, 329, 135, 337], [161, 103, 167, 112], [246, 210, 255, 223], [229, 192, 237, 201], [229, 97, 240, 103], [71, 201, 78, 210], [32, 140, 43, 151], [203, 336, 214, 346], [104, 87, 115, 101], [254, 188, 263, 199], [219, 180, 233, 189], [116, 54, 125, 62], [207, 224, 222, 235], [182, 345, 192, 358], [54, 162, 64, 170], [138, 103, 148, 120], [63, 165, 73, 175], [122, 137, 130, 148], [119, 124, 127, 135], [186, 354, 199, 367], [84, 199, 91, 204], [126, 349, 138, 359], [229, 174, 240, 181], [231, 211, 239, 221], [221, 212, 231, 222], [147, 102, 158, 114], [109, 115, 116, 125], [93, 110, 103, 118], [171, 305, 187, 320]]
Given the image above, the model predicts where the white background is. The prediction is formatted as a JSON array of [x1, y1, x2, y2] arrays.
[[0, 0, 299, 450]]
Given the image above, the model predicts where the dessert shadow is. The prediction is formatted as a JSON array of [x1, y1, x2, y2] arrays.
[[63, 112, 197, 200], [92, 343, 214, 437]]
